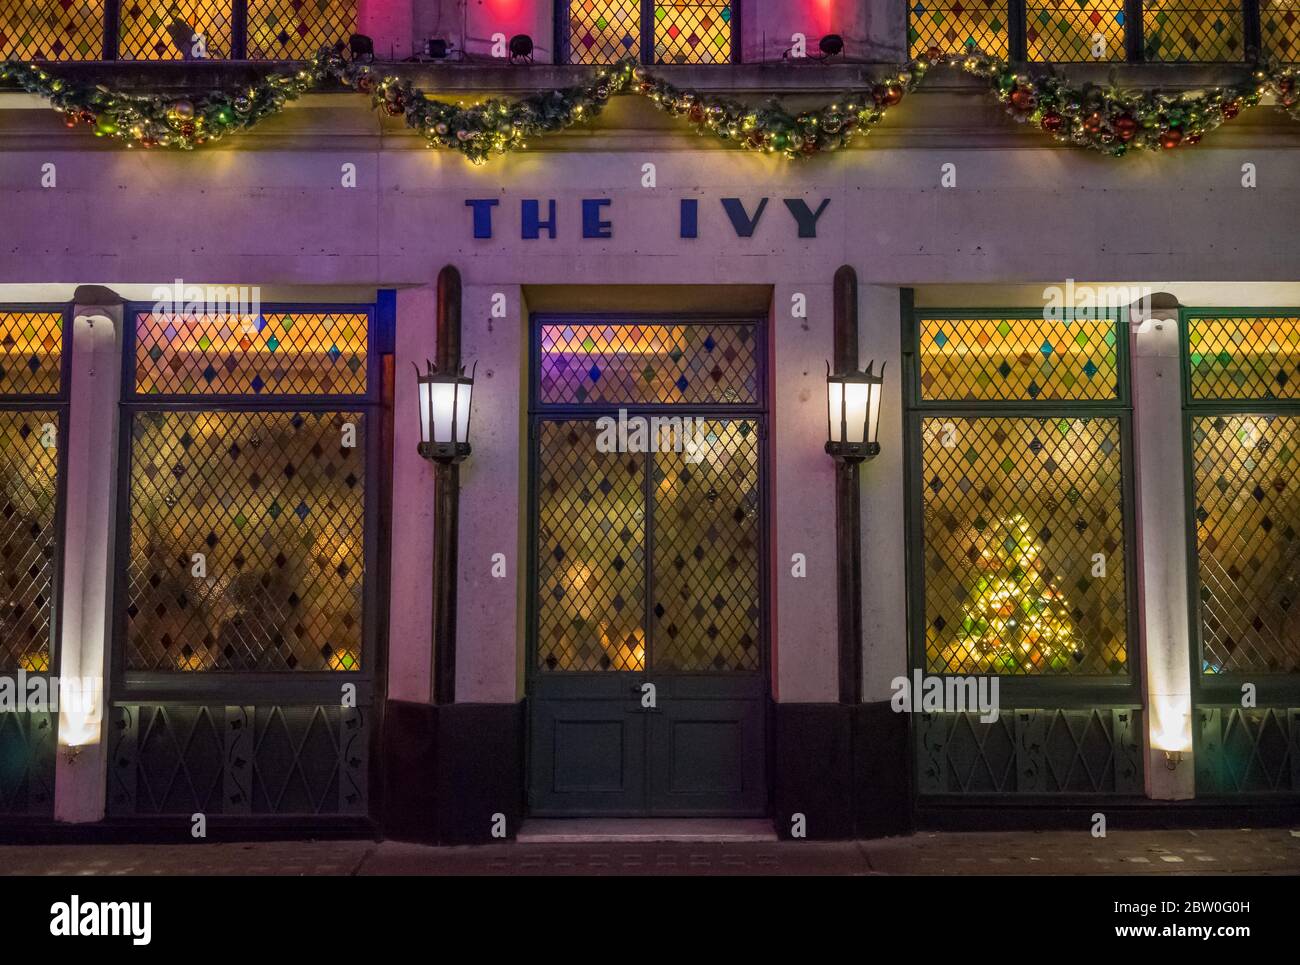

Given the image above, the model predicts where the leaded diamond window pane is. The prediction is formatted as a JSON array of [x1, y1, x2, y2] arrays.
[[539, 321, 757, 406], [568, 0, 641, 64], [0, 410, 59, 673], [909, 0, 1011, 58], [247, 0, 356, 60], [1187, 314, 1300, 401], [125, 409, 365, 672], [1262, 0, 1300, 61], [135, 310, 368, 396], [652, 419, 759, 671], [1026, 0, 1127, 61], [0, 0, 103, 60], [118, 0, 233, 60], [536, 419, 647, 671], [920, 315, 1121, 402], [921, 416, 1129, 675], [1192, 415, 1300, 674], [653, 1, 731, 65], [1142, 0, 1244, 61], [0, 311, 63, 397]]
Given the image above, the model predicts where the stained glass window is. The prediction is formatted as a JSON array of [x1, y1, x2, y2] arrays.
[[246, 0, 355, 60], [134, 310, 368, 396], [1143, 0, 1244, 61], [0, 0, 104, 60], [909, 0, 1010, 59], [0, 411, 60, 674], [538, 322, 758, 406], [919, 314, 1122, 402], [0, 311, 63, 397], [1262, 0, 1300, 60], [1192, 415, 1300, 675], [1187, 314, 1300, 401], [534, 318, 762, 674], [1026, 0, 1127, 61], [566, 0, 732, 65], [125, 409, 365, 672], [118, 0, 233, 60], [920, 416, 1129, 675]]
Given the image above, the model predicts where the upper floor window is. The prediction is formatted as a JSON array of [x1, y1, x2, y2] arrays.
[[563, 0, 735, 65], [0, 0, 355, 60], [910, 0, 1294, 61]]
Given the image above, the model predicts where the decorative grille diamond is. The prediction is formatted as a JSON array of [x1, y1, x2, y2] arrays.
[[1192, 415, 1300, 674], [1262, 0, 1300, 61], [1142, 0, 1243, 61], [1026, 0, 1127, 61], [118, 0, 233, 59], [652, 1, 731, 65], [0, 311, 63, 397], [917, 708, 1142, 793], [135, 310, 368, 396], [536, 419, 647, 671], [919, 315, 1121, 402], [1196, 706, 1299, 793], [538, 322, 757, 406], [0, 410, 59, 674], [125, 409, 365, 673], [921, 416, 1129, 675], [651, 419, 759, 671], [909, 0, 1011, 58], [1188, 315, 1300, 401], [246, 0, 355, 59], [0, 0, 103, 61], [568, 0, 641, 64]]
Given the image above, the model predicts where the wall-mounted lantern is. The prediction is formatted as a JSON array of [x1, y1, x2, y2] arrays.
[[825, 361, 885, 463], [416, 360, 475, 464]]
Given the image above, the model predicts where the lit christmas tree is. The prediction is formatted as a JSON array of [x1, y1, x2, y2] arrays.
[[948, 512, 1085, 673]]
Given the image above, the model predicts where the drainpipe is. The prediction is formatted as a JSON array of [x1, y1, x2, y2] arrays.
[[833, 265, 864, 704], [432, 266, 461, 705]]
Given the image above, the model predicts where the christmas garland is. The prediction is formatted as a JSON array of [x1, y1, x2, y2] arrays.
[[2, 45, 1298, 161]]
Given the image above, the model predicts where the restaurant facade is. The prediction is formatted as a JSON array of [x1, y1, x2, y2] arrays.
[[1, 0, 1299, 843]]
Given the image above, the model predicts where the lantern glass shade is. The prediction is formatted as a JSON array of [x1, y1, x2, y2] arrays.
[[825, 360, 885, 462], [416, 361, 475, 463]]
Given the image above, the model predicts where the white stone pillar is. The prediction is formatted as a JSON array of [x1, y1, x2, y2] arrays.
[[858, 285, 908, 702], [1131, 303, 1195, 799], [53, 303, 123, 823], [387, 284, 437, 703]]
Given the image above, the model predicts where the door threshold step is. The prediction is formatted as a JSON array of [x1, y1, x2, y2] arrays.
[[517, 818, 778, 844]]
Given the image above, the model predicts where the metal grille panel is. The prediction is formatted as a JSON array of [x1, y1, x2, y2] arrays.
[[1026, 0, 1127, 61], [568, 0, 641, 63], [917, 708, 1142, 793], [1142, 0, 1244, 60], [1192, 415, 1300, 675], [919, 315, 1121, 402], [0, 1, 102, 60], [126, 409, 365, 673], [651, 419, 759, 671], [921, 416, 1129, 675], [107, 703, 367, 814], [652, 1, 731, 65], [908, 0, 1010, 58], [135, 311, 368, 396], [246, 0, 355, 59], [118, 0, 233, 59], [1196, 706, 1299, 793], [0, 311, 63, 397], [536, 420, 647, 671], [1262, 0, 1300, 60], [0, 410, 59, 673], [0, 711, 55, 814], [539, 322, 757, 406], [1188, 314, 1300, 401]]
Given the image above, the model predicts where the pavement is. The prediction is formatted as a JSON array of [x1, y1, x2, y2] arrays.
[[2, 827, 1300, 875]]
